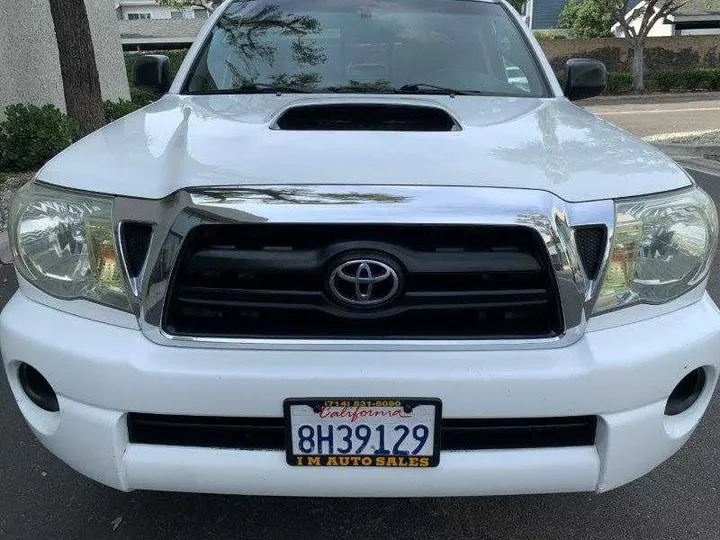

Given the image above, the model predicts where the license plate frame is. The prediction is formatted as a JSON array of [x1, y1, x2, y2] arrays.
[[284, 397, 442, 468]]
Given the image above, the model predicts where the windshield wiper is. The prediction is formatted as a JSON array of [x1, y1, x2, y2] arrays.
[[397, 84, 478, 96], [193, 84, 311, 95]]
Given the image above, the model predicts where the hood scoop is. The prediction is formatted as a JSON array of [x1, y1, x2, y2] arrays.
[[272, 103, 461, 132]]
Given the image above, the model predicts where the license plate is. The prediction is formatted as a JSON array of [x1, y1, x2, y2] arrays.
[[284, 398, 441, 467]]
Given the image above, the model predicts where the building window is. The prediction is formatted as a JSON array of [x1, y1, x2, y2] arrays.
[[127, 13, 151, 20], [171, 11, 183, 20], [195, 9, 209, 20]]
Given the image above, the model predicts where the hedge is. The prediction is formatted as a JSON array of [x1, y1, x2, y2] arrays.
[[0, 104, 77, 172], [606, 68, 720, 93], [649, 68, 720, 92], [556, 68, 720, 95], [534, 31, 567, 40], [606, 72, 634, 94]]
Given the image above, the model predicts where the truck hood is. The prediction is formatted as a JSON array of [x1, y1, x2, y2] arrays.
[[39, 94, 691, 202]]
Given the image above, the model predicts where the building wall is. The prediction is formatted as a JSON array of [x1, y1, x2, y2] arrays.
[[530, 0, 568, 30], [119, 18, 206, 48], [87, 0, 133, 103], [122, 5, 175, 19], [118, 2, 208, 20], [0, 0, 129, 116], [539, 34, 720, 73]]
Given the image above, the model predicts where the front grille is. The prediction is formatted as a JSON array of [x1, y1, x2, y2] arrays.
[[163, 224, 563, 340], [127, 414, 597, 451]]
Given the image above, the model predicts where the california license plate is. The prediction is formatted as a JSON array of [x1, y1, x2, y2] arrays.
[[284, 398, 441, 467]]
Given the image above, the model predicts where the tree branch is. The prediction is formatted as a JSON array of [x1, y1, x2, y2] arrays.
[[195, 0, 216, 12], [611, 0, 639, 39], [156, 0, 218, 12], [638, 0, 659, 38], [640, 0, 687, 39]]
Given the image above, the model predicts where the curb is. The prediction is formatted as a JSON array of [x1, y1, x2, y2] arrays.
[[651, 143, 720, 160], [676, 157, 720, 177], [583, 91, 720, 106]]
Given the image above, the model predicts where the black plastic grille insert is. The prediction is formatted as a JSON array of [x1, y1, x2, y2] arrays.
[[163, 224, 563, 340], [127, 413, 597, 451], [120, 222, 153, 278], [574, 226, 607, 280]]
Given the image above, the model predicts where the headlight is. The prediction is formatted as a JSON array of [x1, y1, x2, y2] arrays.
[[594, 187, 718, 314], [9, 182, 130, 311]]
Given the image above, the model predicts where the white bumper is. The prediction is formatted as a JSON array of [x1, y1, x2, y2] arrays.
[[3, 292, 720, 497]]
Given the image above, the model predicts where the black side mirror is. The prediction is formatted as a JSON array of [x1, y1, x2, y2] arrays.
[[134, 55, 172, 93], [564, 59, 607, 101]]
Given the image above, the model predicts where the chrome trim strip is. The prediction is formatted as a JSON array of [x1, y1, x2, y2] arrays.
[[112, 185, 615, 351]]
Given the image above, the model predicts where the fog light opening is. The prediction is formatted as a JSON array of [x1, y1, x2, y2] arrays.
[[18, 363, 59, 413], [665, 368, 707, 417]]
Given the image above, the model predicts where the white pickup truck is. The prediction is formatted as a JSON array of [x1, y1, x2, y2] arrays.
[[2, 0, 719, 497]]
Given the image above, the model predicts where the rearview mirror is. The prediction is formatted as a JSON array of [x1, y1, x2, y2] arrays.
[[134, 55, 172, 93], [564, 59, 607, 101]]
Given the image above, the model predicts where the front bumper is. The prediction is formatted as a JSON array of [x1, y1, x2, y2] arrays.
[[2, 291, 720, 497]]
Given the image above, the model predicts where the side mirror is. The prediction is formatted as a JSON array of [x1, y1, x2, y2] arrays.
[[134, 55, 172, 93], [564, 58, 607, 101]]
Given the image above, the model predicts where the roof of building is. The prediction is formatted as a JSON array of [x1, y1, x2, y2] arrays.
[[119, 19, 205, 45], [532, 0, 643, 30], [531, 0, 567, 30]]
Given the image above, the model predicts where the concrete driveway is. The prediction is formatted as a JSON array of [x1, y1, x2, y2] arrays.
[[584, 92, 720, 137], [1, 168, 720, 539]]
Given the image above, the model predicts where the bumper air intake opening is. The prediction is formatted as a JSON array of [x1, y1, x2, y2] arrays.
[[665, 368, 707, 416], [127, 414, 597, 451], [18, 363, 59, 412]]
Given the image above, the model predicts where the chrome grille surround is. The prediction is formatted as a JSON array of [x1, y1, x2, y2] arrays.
[[112, 185, 615, 351]]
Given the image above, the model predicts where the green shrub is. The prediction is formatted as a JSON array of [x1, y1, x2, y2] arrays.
[[650, 70, 684, 91], [648, 68, 720, 92], [606, 72, 634, 94], [591, 68, 720, 95], [534, 31, 567, 40], [103, 98, 152, 122], [0, 104, 76, 173], [130, 87, 157, 107]]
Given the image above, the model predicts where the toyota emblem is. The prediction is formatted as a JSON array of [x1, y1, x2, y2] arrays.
[[328, 259, 401, 307]]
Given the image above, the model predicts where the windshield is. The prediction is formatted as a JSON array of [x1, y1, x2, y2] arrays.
[[184, 0, 550, 97]]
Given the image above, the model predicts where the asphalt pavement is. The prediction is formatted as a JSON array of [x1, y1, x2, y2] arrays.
[[584, 92, 720, 137], [2, 170, 720, 540]]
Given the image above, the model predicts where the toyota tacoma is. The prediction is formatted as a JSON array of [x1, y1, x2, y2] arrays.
[[2, 0, 720, 496]]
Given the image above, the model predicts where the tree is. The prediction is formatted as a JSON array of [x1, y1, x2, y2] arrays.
[[216, 5, 327, 89], [558, 0, 615, 39], [157, 0, 222, 12], [610, 0, 689, 92], [49, 0, 106, 137], [508, 0, 526, 12]]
